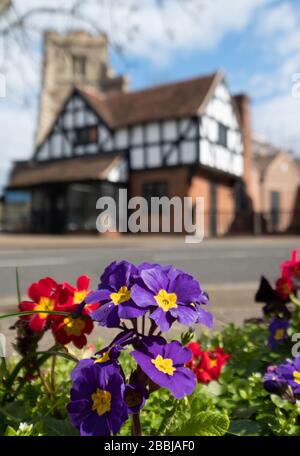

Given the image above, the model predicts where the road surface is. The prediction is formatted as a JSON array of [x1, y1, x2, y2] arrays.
[[0, 234, 299, 354]]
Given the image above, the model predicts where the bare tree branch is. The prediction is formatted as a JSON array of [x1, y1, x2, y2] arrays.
[[0, 0, 204, 107]]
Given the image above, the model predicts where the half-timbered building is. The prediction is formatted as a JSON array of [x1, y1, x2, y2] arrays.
[[6, 70, 251, 236]]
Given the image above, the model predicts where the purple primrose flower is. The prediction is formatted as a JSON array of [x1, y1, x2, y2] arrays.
[[276, 356, 300, 395], [263, 356, 300, 400], [94, 330, 136, 364], [268, 318, 289, 349], [124, 384, 149, 414], [131, 336, 196, 399], [263, 365, 287, 395], [131, 263, 212, 332], [67, 359, 128, 436], [86, 261, 147, 327]]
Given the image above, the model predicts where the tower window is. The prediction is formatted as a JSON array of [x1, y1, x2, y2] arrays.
[[73, 55, 86, 78]]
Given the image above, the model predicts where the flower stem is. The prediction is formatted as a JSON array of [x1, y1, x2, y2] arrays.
[[38, 369, 52, 399], [132, 413, 142, 436], [50, 355, 56, 394], [15, 267, 21, 305], [132, 318, 138, 332], [148, 320, 157, 336]]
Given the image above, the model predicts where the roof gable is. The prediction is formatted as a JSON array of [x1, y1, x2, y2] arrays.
[[35, 70, 224, 155], [78, 71, 219, 129], [254, 151, 299, 179]]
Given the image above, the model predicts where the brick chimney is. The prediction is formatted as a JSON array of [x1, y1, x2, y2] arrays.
[[233, 94, 252, 190]]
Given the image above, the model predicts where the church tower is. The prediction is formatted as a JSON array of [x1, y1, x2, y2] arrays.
[[36, 30, 128, 146]]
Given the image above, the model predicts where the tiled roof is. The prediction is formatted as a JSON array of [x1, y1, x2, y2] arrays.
[[253, 154, 277, 176], [7, 155, 121, 188], [77, 72, 219, 128]]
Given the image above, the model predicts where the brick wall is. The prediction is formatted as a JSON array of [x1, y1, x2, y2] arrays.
[[130, 167, 189, 199], [261, 154, 300, 231], [217, 183, 235, 236], [129, 167, 189, 234], [129, 167, 237, 237]]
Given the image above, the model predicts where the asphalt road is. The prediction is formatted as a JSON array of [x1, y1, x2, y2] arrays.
[[0, 235, 298, 304], [0, 235, 299, 353]]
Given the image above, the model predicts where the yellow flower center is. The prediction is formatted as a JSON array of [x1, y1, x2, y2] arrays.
[[63, 316, 85, 336], [35, 297, 55, 319], [94, 349, 111, 364], [274, 329, 285, 340], [91, 389, 111, 416], [209, 358, 218, 368], [151, 354, 176, 376], [154, 289, 178, 312], [74, 289, 87, 304], [293, 371, 300, 385], [110, 286, 131, 305]]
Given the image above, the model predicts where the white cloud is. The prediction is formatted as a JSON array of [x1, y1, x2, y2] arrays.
[[248, 51, 300, 99], [1, 0, 299, 193], [256, 2, 300, 57], [0, 0, 273, 192], [96, 0, 271, 65], [247, 1, 300, 154], [275, 29, 300, 56], [257, 2, 298, 36], [253, 93, 300, 153], [10, 0, 270, 66]]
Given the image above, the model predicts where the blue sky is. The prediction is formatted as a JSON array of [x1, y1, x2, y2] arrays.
[[1, 0, 300, 191]]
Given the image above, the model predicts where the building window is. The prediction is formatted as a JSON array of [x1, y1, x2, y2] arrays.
[[218, 124, 227, 147], [73, 55, 86, 78], [74, 126, 98, 146], [143, 181, 167, 205]]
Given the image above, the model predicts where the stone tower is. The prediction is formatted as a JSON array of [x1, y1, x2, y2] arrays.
[[36, 30, 128, 146]]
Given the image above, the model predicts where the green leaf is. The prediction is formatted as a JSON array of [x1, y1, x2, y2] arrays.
[[270, 394, 293, 411], [0, 401, 25, 422], [0, 358, 8, 382], [234, 405, 258, 419], [41, 417, 79, 436], [204, 381, 223, 396], [239, 389, 248, 400], [36, 350, 78, 363], [228, 420, 261, 436], [173, 410, 230, 436], [0, 310, 86, 320], [0, 410, 8, 434], [4, 425, 17, 436]]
